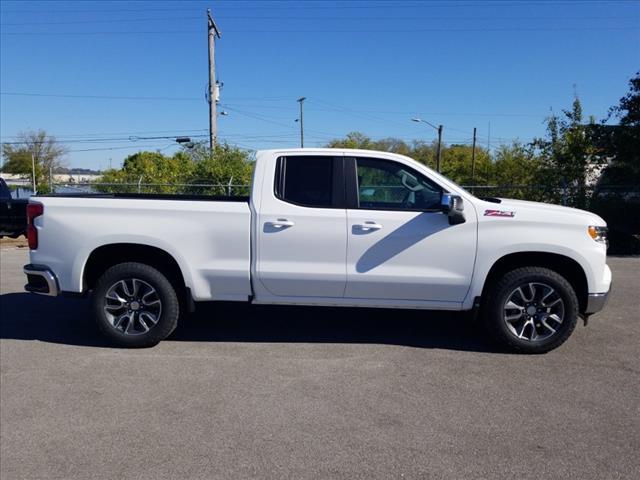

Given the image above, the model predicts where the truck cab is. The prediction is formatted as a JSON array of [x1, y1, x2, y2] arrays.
[[250, 150, 478, 309]]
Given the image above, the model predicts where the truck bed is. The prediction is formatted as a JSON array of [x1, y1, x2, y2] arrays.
[[30, 194, 252, 301]]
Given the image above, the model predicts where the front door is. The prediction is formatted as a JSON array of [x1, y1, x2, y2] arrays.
[[255, 155, 347, 298], [345, 157, 477, 303]]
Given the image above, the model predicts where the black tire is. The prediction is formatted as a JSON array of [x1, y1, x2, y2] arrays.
[[482, 267, 579, 354], [92, 262, 180, 348]]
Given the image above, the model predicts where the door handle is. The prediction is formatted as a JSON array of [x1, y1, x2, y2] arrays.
[[356, 221, 383, 231], [266, 218, 295, 228]]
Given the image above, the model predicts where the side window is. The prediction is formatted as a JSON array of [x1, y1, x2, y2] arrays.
[[355, 158, 442, 211], [275, 156, 334, 208]]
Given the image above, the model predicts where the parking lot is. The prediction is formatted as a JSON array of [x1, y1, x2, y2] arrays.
[[1, 246, 639, 479]]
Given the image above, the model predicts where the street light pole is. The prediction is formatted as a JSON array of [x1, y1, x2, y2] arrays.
[[297, 97, 306, 148], [411, 118, 443, 172]]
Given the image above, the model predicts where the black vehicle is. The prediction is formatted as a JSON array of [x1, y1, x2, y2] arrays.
[[0, 177, 28, 238]]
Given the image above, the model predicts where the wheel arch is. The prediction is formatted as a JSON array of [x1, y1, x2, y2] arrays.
[[82, 243, 192, 309], [480, 251, 589, 313]]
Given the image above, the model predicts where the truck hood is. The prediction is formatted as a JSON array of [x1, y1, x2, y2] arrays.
[[489, 198, 606, 226]]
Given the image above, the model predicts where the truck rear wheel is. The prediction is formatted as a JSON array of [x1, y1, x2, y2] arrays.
[[92, 262, 179, 347], [483, 267, 579, 354]]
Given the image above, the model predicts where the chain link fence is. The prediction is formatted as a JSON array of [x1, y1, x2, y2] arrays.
[[467, 184, 640, 206], [53, 180, 251, 197]]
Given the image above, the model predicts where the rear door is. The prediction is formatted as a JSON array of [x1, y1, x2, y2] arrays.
[[344, 156, 477, 304], [255, 155, 347, 298]]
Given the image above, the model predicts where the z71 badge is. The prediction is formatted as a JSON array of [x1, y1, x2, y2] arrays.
[[484, 209, 515, 217]]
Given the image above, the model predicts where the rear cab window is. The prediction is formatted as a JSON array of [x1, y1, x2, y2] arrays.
[[274, 156, 344, 208]]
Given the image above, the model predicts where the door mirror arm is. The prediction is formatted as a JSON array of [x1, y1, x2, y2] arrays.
[[440, 193, 466, 225]]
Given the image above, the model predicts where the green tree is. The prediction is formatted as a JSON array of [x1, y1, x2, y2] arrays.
[[597, 71, 640, 185], [190, 142, 254, 195], [372, 137, 412, 156], [1, 130, 68, 193], [440, 144, 492, 186], [491, 142, 542, 199], [409, 140, 437, 170], [532, 97, 602, 207], [326, 131, 376, 150], [591, 72, 640, 253], [326, 132, 491, 185], [96, 151, 195, 193], [327, 132, 414, 157], [95, 142, 254, 196]]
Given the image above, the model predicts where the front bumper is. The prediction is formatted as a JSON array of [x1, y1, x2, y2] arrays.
[[584, 287, 611, 315], [24, 264, 59, 297]]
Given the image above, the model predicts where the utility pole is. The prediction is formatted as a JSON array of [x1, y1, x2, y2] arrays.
[[486, 121, 492, 182], [471, 127, 477, 188], [207, 9, 221, 153], [297, 97, 306, 148], [31, 153, 37, 195], [435, 124, 443, 173]]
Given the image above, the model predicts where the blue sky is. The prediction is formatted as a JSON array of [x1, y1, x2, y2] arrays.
[[1, 0, 639, 170]]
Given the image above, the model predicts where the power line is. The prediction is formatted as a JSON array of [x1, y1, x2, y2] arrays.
[[307, 98, 423, 132], [0, 92, 201, 101], [2, 26, 637, 36], [68, 144, 169, 152], [215, 100, 549, 118], [1, 15, 632, 25], [311, 104, 549, 117], [1, 134, 209, 145], [1, 1, 632, 13], [1, 31, 199, 36], [220, 105, 301, 131], [0, 16, 201, 26], [0, 91, 571, 117], [0, 91, 550, 116], [1, 92, 299, 102], [238, 26, 640, 33], [224, 96, 292, 101], [0, 129, 209, 140], [0, 133, 324, 147]]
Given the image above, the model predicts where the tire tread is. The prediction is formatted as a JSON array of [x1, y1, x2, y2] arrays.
[[92, 262, 180, 348], [483, 266, 579, 354]]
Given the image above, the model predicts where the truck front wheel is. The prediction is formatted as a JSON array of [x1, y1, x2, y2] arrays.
[[483, 267, 579, 354], [92, 262, 180, 347]]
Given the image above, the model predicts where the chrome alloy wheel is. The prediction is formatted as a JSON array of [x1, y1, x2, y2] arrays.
[[503, 282, 565, 342], [103, 278, 162, 336]]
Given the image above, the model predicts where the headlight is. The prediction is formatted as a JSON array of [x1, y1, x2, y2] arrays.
[[588, 226, 608, 247]]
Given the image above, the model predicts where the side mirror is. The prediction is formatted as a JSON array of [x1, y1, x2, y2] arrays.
[[441, 193, 466, 225]]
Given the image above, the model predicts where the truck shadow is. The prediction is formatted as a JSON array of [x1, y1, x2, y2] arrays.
[[355, 212, 448, 273], [0, 293, 500, 353]]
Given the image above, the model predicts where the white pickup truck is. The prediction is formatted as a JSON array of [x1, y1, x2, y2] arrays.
[[23, 149, 611, 353]]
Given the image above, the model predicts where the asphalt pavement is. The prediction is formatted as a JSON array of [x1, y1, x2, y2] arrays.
[[1, 247, 639, 479]]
